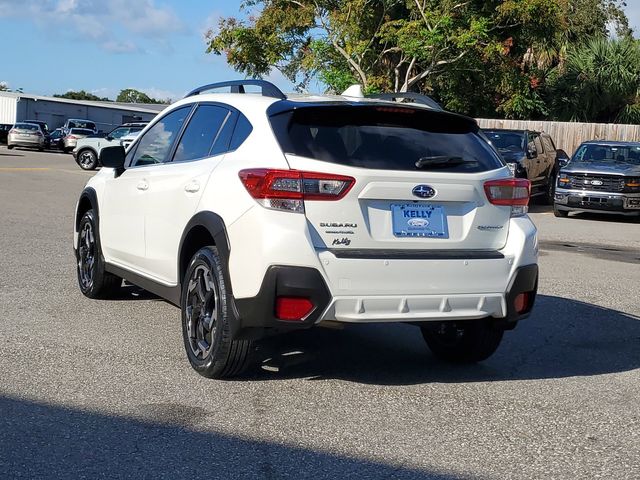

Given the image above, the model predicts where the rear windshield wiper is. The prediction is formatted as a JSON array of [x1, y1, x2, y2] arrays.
[[415, 156, 475, 169]]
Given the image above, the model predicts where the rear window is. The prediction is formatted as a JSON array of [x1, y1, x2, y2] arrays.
[[15, 123, 39, 131], [70, 128, 94, 135], [484, 131, 525, 152], [68, 120, 96, 130], [270, 106, 503, 172]]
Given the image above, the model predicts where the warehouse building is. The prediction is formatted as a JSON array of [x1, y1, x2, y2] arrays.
[[0, 91, 165, 132]]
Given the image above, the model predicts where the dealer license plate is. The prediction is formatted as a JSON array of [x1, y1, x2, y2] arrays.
[[391, 204, 449, 238]]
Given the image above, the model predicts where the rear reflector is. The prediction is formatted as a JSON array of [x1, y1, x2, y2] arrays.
[[484, 178, 531, 216], [514, 292, 530, 314], [239, 169, 355, 213], [275, 297, 314, 321]]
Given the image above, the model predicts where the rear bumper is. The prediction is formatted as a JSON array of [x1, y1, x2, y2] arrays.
[[232, 263, 538, 338], [8, 138, 44, 148]]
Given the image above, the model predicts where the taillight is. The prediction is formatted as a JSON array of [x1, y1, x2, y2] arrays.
[[238, 169, 355, 213], [9, 129, 16, 135], [67, 135, 77, 140], [484, 178, 531, 217]]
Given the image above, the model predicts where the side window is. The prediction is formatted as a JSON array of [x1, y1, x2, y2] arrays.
[[542, 135, 555, 153], [534, 134, 545, 154], [229, 114, 253, 150], [132, 106, 191, 167], [173, 105, 230, 162], [109, 127, 129, 139]]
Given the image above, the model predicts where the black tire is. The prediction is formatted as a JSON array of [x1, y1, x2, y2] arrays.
[[553, 204, 569, 217], [421, 319, 504, 363], [77, 149, 98, 170], [181, 246, 253, 379], [76, 210, 122, 299]]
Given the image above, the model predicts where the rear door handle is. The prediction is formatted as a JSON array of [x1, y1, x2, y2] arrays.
[[184, 181, 200, 193], [137, 180, 149, 191]]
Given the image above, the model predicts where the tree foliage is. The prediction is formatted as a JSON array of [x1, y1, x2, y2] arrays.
[[206, 0, 634, 122], [116, 88, 168, 104], [549, 37, 640, 123], [54, 90, 111, 101]]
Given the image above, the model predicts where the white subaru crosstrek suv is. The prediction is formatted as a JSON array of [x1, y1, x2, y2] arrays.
[[74, 80, 538, 379]]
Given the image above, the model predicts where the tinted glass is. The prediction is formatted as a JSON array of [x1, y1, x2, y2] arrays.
[[70, 129, 94, 135], [271, 107, 502, 172], [229, 114, 252, 150], [573, 144, 640, 163], [68, 120, 96, 130], [484, 131, 525, 152], [173, 105, 229, 162], [109, 127, 130, 139], [132, 106, 191, 166], [15, 124, 39, 131]]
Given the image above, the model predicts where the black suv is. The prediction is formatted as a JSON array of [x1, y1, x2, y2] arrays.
[[554, 141, 640, 219], [484, 129, 568, 204]]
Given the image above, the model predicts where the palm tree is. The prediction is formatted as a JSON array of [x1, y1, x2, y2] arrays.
[[550, 37, 640, 124]]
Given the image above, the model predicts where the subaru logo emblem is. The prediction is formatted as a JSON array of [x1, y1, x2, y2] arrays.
[[412, 185, 436, 199]]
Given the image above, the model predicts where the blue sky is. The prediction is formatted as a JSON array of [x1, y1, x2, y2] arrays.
[[1, 0, 639, 101]]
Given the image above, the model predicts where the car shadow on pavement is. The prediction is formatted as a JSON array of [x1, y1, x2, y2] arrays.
[[0, 151, 24, 157], [569, 212, 640, 224], [0, 395, 460, 480], [110, 282, 161, 301], [252, 295, 640, 385]]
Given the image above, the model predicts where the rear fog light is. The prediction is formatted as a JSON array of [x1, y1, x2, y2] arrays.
[[275, 297, 314, 321]]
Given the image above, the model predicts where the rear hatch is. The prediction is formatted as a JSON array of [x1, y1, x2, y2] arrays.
[[12, 124, 42, 139], [269, 104, 512, 252]]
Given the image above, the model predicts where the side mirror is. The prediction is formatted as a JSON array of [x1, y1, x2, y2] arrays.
[[527, 146, 538, 159], [556, 149, 570, 167], [100, 146, 126, 175], [105, 135, 114, 141]]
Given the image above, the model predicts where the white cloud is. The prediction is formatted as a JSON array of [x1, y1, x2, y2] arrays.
[[0, 0, 185, 52]]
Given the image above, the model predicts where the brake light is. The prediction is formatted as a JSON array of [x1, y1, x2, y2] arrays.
[[239, 169, 355, 213], [67, 135, 77, 140], [9, 129, 16, 135], [484, 178, 531, 217], [275, 297, 314, 321]]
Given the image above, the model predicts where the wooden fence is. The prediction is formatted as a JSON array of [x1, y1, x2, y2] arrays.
[[476, 118, 640, 155]]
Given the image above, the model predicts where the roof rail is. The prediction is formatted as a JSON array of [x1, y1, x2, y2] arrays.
[[366, 92, 442, 111], [184, 80, 287, 100]]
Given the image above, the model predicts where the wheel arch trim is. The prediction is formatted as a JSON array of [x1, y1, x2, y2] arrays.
[[178, 211, 232, 296]]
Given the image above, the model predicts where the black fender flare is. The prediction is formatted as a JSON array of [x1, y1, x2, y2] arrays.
[[75, 187, 99, 234], [177, 211, 232, 294]]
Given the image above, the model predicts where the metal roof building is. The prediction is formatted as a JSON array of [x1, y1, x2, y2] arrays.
[[0, 91, 165, 132]]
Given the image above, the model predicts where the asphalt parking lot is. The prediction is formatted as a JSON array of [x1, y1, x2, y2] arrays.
[[0, 147, 638, 479]]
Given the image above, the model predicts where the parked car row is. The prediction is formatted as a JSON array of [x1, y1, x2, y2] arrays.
[[3, 118, 147, 164], [484, 128, 639, 220]]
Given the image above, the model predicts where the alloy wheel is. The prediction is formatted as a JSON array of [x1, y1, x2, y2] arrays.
[[78, 221, 95, 289], [185, 264, 219, 359], [79, 151, 94, 168]]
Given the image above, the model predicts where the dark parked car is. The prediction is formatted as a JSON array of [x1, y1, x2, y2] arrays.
[[484, 129, 561, 204], [554, 141, 640, 219], [0, 124, 12, 144], [46, 128, 65, 150]]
